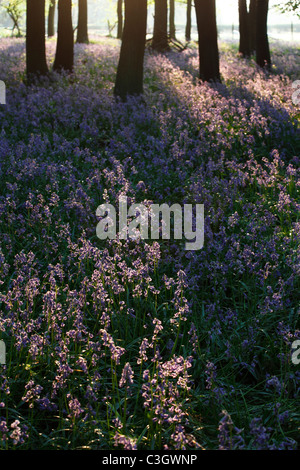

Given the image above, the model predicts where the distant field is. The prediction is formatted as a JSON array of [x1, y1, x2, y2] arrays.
[[0, 23, 300, 44]]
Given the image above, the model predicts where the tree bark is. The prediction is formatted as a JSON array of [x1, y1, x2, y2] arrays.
[[76, 0, 89, 43], [185, 0, 192, 41], [47, 0, 56, 37], [249, 0, 256, 53], [26, 0, 48, 81], [114, 0, 147, 100], [194, 0, 220, 82], [53, 0, 74, 73], [238, 0, 250, 57], [117, 0, 123, 39], [152, 0, 169, 51], [169, 0, 176, 40], [255, 0, 271, 68]]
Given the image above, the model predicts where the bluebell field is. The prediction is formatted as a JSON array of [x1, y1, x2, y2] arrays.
[[0, 36, 299, 450]]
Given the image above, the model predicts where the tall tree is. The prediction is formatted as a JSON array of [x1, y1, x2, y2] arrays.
[[238, 0, 250, 57], [117, 0, 123, 39], [47, 0, 56, 37], [255, 0, 271, 68], [26, 0, 48, 81], [114, 0, 148, 100], [152, 0, 169, 51], [169, 0, 176, 40], [53, 0, 74, 73], [185, 0, 192, 41], [194, 0, 220, 82], [76, 0, 89, 43]]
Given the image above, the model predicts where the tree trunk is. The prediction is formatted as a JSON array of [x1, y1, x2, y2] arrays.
[[169, 0, 175, 40], [249, 0, 256, 53], [47, 0, 56, 37], [117, 0, 123, 39], [152, 0, 169, 51], [53, 0, 74, 73], [114, 0, 147, 100], [185, 0, 192, 41], [26, 0, 48, 81], [238, 0, 250, 57], [76, 0, 89, 43], [255, 0, 271, 68], [194, 0, 220, 82]]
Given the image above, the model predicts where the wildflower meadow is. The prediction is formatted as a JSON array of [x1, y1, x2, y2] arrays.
[[0, 35, 299, 451]]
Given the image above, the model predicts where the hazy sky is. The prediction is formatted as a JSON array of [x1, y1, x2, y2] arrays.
[[215, 0, 295, 25], [94, 0, 297, 26], [86, 0, 298, 40]]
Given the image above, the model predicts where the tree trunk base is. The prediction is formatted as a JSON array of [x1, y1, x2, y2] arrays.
[[147, 36, 188, 52]]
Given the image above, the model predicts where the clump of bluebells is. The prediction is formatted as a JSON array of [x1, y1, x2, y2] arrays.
[[0, 37, 299, 449]]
